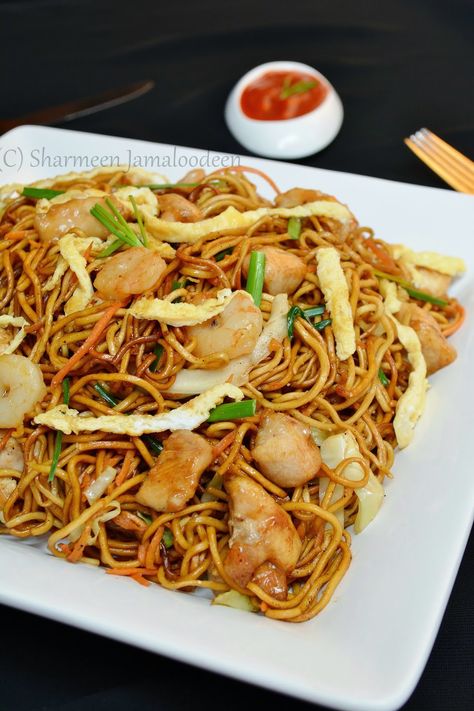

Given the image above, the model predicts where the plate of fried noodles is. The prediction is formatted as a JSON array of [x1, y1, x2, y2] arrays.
[[0, 126, 472, 711]]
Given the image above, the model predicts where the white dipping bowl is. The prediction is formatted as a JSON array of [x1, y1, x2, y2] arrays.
[[225, 60, 343, 160]]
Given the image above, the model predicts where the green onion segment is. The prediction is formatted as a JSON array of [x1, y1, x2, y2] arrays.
[[245, 251, 266, 307], [23, 187, 65, 199], [287, 216, 301, 239], [287, 305, 329, 339], [48, 378, 70, 482], [207, 399, 257, 423], [373, 269, 449, 307]]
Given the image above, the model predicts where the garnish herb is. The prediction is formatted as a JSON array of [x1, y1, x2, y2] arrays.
[[48, 378, 70, 482], [22, 187, 65, 200], [145, 183, 200, 190], [207, 399, 257, 423], [93, 383, 119, 408], [94, 383, 163, 454], [162, 529, 174, 548], [280, 78, 318, 100], [245, 251, 266, 307], [373, 269, 449, 307], [287, 216, 302, 239], [287, 305, 328, 339], [378, 368, 389, 387], [215, 247, 233, 262], [91, 198, 143, 257], [129, 195, 148, 247], [150, 344, 164, 372], [142, 434, 164, 455]]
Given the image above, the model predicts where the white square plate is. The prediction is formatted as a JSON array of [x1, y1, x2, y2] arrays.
[[1, 126, 473, 711]]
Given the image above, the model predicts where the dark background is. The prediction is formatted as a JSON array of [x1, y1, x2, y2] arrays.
[[0, 0, 473, 709]]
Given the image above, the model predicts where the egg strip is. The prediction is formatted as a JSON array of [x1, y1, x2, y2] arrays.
[[0, 315, 29, 355], [144, 200, 353, 244], [34, 383, 244, 435], [391, 244, 466, 276], [316, 246, 356, 361], [129, 288, 248, 327]]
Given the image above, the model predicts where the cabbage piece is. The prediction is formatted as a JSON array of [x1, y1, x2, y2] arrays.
[[320, 431, 384, 533], [212, 590, 259, 612]]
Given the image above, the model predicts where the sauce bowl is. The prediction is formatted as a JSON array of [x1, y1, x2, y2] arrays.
[[225, 60, 343, 159]]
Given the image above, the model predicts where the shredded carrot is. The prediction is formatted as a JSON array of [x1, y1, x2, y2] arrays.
[[67, 524, 92, 563], [0, 429, 14, 452], [443, 302, 466, 337], [366, 238, 400, 275], [51, 301, 125, 389], [106, 567, 158, 576], [4, 230, 33, 241], [260, 601, 269, 613], [132, 574, 151, 587], [114, 449, 135, 487], [210, 165, 281, 194], [212, 430, 237, 458]]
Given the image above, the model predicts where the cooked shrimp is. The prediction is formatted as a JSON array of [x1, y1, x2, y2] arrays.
[[93, 247, 166, 300], [0, 432, 24, 472], [398, 303, 456, 375], [251, 411, 321, 487], [274, 187, 335, 208], [251, 561, 288, 600], [186, 291, 263, 360], [0, 355, 46, 428], [156, 194, 202, 222], [242, 246, 306, 296], [136, 430, 213, 512], [177, 169, 206, 193], [224, 474, 302, 588], [35, 195, 123, 241]]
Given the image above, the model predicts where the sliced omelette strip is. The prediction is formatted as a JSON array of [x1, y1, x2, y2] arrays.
[[144, 200, 353, 244], [316, 246, 356, 361], [34, 383, 244, 435], [129, 288, 244, 327]]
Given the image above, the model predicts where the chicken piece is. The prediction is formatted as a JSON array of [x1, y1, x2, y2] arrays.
[[251, 561, 288, 600], [0, 477, 16, 514], [136, 430, 213, 512], [224, 474, 302, 588], [398, 303, 456, 375], [0, 432, 24, 472], [274, 187, 335, 208], [242, 246, 306, 296], [251, 411, 321, 487]]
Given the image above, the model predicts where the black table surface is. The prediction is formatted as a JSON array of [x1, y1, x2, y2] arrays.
[[1, 1, 473, 709]]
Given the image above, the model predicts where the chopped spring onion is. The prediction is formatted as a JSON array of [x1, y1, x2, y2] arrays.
[[94, 383, 163, 455], [245, 251, 266, 307], [172, 279, 188, 290], [280, 78, 317, 100], [94, 383, 119, 408], [378, 368, 389, 387], [145, 182, 200, 190], [207, 399, 257, 423], [149, 344, 164, 372], [162, 529, 174, 548], [137, 511, 153, 526], [23, 187, 65, 199], [129, 194, 148, 247], [215, 247, 233, 262], [287, 305, 327, 339], [287, 216, 302, 239], [48, 378, 70, 482], [142, 434, 164, 455], [373, 269, 449, 307], [91, 199, 142, 257], [314, 318, 332, 332]]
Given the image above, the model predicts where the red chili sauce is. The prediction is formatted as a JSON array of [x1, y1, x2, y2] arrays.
[[241, 70, 327, 121]]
